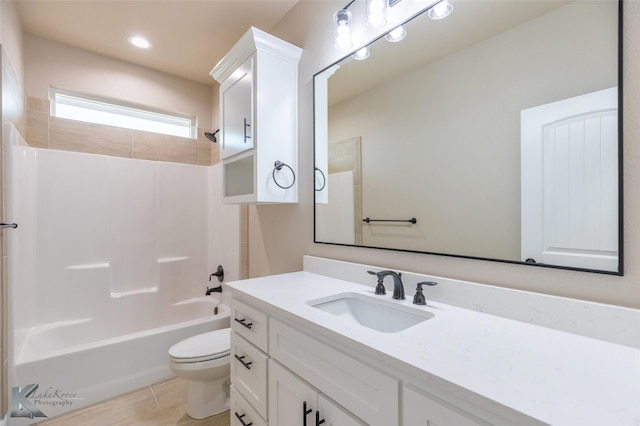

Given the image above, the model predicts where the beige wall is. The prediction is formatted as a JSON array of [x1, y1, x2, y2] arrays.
[[24, 34, 215, 130], [1, 0, 23, 85], [248, 1, 640, 309], [327, 1, 616, 260], [25, 96, 216, 166]]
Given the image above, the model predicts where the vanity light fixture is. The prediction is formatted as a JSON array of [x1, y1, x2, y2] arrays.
[[428, 0, 454, 20], [334, 9, 353, 50], [353, 46, 370, 60], [385, 25, 406, 42], [366, 0, 387, 28], [128, 35, 152, 49]]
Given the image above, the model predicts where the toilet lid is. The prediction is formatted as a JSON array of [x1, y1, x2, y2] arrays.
[[169, 328, 230, 363]]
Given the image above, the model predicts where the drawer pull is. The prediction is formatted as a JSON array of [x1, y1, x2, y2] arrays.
[[316, 411, 326, 425], [234, 354, 252, 370], [303, 401, 313, 426], [234, 317, 253, 329], [234, 412, 253, 426], [244, 118, 251, 141]]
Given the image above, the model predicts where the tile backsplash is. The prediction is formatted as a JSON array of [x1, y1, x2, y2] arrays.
[[25, 96, 218, 166]]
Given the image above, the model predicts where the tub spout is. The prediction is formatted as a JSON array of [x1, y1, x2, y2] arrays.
[[206, 285, 222, 295]]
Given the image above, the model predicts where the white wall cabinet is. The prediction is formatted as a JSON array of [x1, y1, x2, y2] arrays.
[[211, 27, 302, 204], [220, 57, 254, 158]]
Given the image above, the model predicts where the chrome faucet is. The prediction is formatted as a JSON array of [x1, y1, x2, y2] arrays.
[[367, 270, 405, 300]]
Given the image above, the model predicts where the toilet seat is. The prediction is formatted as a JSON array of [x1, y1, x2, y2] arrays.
[[169, 328, 230, 364]]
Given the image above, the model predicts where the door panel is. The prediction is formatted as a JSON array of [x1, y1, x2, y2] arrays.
[[521, 87, 618, 271]]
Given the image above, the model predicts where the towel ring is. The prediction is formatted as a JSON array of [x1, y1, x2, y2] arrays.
[[314, 167, 326, 191], [272, 161, 296, 189]]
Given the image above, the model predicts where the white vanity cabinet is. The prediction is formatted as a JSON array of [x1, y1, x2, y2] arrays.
[[269, 318, 399, 426], [210, 27, 302, 204], [269, 360, 365, 426], [229, 297, 396, 426], [403, 384, 493, 426]]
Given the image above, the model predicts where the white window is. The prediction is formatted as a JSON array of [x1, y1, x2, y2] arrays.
[[50, 88, 196, 139]]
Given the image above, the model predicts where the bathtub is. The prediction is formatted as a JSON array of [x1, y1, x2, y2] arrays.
[[12, 297, 230, 422]]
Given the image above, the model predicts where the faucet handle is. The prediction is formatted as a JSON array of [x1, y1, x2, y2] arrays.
[[367, 270, 387, 295], [413, 281, 437, 305]]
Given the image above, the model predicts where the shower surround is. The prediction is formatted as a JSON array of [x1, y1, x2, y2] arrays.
[[6, 124, 239, 422]]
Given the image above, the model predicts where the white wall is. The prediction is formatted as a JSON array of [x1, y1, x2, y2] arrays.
[[24, 34, 214, 129], [11, 147, 213, 332], [246, 1, 640, 309]]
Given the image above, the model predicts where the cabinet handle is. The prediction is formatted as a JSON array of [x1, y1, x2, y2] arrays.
[[234, 354, 252, 370], [316, 410, 326, 425], [244, 118, 251, 141], [234, 318, 253, 329], [303, 401, 313, 426], [234, 412, 253, 426]]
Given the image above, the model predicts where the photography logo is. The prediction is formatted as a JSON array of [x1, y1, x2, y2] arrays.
[[11, 383, 84, 419]]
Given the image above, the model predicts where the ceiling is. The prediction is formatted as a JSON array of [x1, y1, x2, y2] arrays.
[[328, 0, 569, 105], [16, 0, 300, 86]]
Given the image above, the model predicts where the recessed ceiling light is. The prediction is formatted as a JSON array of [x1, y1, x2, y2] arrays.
[[128, 36, 152, 49]]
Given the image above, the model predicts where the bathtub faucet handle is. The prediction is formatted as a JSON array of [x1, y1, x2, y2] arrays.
[[206, 286, 222, 296], [209, 265, 224, 282]]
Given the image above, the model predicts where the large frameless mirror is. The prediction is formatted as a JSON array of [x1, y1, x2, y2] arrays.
[[314, 0, 622, 274]]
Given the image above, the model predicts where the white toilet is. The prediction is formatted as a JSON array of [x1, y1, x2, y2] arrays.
[[168, 328, 231, 419]]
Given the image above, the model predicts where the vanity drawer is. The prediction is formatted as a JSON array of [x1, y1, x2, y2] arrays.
[[231, 299, 268, 352], [231, 332, 269, 419], [231, 385, 267, 426], [269, 318, 399, 426]]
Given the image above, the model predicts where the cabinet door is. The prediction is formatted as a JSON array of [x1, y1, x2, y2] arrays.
[[404, 386, 490, 426], [221, 57, 253, 159], [269, 360, 317, 426], [318, 394, 366, 426]]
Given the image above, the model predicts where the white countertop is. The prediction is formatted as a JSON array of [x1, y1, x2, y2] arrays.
[[227, 271, 640, 426]]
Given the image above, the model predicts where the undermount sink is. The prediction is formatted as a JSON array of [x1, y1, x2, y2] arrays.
[[307, 292, 434, 333]]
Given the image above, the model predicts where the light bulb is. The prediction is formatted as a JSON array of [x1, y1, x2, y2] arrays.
[[428, 0, 454, 20], [366, 0, 387, 28], [334, 9, 353, 50], [385, 25, 406, 43], [353, 47, 370, 60]]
